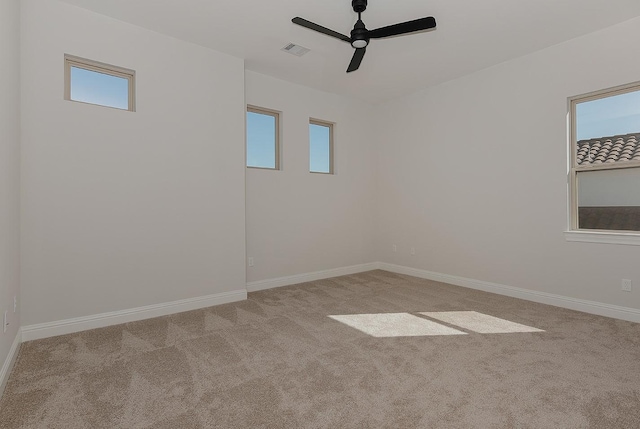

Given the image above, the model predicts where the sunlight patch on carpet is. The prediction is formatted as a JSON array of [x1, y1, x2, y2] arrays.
[[328, 313, 467, 338], [420, 311, 544, 334]]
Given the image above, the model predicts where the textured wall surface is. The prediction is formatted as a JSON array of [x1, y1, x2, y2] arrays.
[[376, 16, 640, 310], [245, 71, 377, 283], [0, 0, 22, 387], [20, 0, 246, 325]]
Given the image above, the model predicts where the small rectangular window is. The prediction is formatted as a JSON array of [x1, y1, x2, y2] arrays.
[[246, 106, 280, 170], [309, 119, 334, 174], [569, 83, 640, 233], [64, 54, 135, 111]]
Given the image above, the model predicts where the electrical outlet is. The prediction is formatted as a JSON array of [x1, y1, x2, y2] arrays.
[[411, 247, 416, 255], [622, 279, 633, 292], [392, 245, 397, 252], [3, 311, 7, 333], [248, 257, 254, 267]]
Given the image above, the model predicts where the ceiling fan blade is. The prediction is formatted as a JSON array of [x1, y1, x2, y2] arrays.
[[292, 17, 351, 43], [368, 17, 436, 39], [346, 47, 366, 73]]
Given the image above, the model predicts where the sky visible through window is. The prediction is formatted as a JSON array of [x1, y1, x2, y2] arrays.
[[576, 89, 640, 140], [310, 123, 331, 173], [70, 66, 129, 110], [246, 114, 331, 172], [246, 111, 277, 169]]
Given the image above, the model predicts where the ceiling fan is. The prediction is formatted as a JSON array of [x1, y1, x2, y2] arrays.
[[292, 0, 437, 73]]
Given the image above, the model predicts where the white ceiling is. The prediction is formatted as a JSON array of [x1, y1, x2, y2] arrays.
[[59, 0, 640, 104]]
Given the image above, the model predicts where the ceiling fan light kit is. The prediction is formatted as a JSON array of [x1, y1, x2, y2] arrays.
[[292, 0, 436, 73]]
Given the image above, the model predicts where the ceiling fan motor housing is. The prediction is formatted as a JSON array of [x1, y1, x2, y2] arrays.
[[351, 19, 369, 48], [352, 0, 367, 13]]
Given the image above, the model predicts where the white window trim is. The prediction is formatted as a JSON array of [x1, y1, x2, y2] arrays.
[[64, 54, 136, 112], [246, 105, 281, 171], [309, 118, 335, 175], [564, 231, 640, 246], [566, 81, 640, 245]]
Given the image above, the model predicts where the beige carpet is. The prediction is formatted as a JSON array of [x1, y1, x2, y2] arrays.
[[1, 270, 640, 428]]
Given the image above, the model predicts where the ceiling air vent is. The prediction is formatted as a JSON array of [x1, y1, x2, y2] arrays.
[[281, 43, 310, 57]]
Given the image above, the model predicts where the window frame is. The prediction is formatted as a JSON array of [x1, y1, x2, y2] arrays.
[[246, 105, 281, 171], [566, 81, 640, 245], [309, 118, 334, 175], [64, 54, 136, 112]]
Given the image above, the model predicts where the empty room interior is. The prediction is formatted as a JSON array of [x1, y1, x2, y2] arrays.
[[2, 0, 640, 427]]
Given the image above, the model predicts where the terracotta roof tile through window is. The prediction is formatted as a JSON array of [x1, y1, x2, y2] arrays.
[[576, 133, 640, 166]]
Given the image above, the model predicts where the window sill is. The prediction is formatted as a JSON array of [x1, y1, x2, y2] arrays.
[[247, 166, 279, 171], [564, 230, 640, 246]]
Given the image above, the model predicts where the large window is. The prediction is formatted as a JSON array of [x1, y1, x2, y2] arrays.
[[309, 119, 334, 174], [569, 83, 640, 238], [64, 54, 135, 111], [246, 106, 280, 170]]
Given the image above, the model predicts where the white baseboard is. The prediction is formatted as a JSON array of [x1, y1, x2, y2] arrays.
[[0, 328, 22, 397], [379, 263, 640, 323], [18, 262, 640, 343], [246, 262, 381, 293], [22, 289, 247, 342]]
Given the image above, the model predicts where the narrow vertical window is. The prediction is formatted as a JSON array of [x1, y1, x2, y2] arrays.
[[309, 119, 334, 174], [64, 54, 135, 111], [246, 106, 280, 170]]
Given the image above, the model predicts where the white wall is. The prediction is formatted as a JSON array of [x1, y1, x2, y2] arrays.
[[20, 0, 246, 326], [245, 71, 377, 283], [0, 0, 22, 381], [376, 16, 640, 310]]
